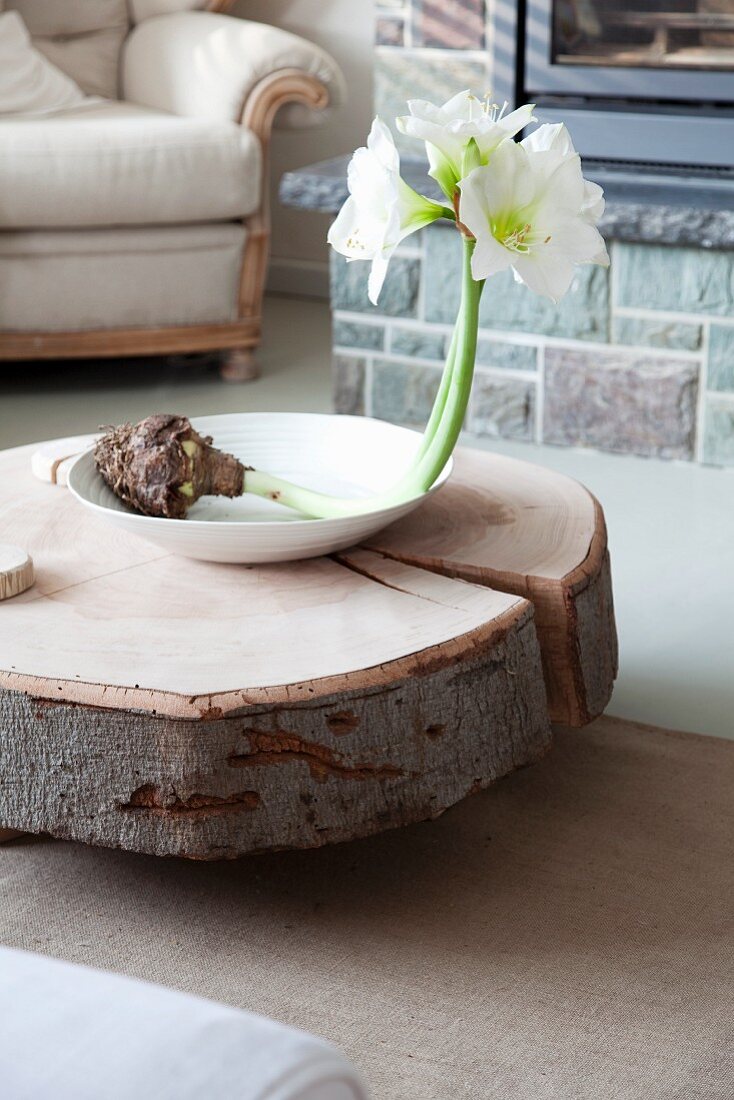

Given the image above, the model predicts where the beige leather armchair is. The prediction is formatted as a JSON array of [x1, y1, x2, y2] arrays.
[[0, 0, 344, 380]]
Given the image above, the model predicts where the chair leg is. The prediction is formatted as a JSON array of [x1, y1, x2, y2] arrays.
[[220, 348, 260, 383]]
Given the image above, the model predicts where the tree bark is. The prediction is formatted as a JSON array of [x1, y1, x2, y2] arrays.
[[0, 552, 550, 859]]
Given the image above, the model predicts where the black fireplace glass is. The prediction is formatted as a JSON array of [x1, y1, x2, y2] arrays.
[[552, 0, 734, 70]]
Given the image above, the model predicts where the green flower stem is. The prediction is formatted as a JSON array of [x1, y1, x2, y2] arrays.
[[240, 237, 483, 519], [414, 319, 459, 464], [386, 236, 483, 499], [243, 469, 364, 519]]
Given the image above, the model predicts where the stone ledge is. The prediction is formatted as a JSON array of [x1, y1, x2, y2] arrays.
[[281, 156, 734, 250]]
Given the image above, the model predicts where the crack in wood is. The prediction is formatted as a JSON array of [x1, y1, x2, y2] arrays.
[[120, 785, 261, 816], [326, 710, 360, 735], [29, 553, 170, 604], [333, 551, 478, 613], [229, 730, 404, 782]]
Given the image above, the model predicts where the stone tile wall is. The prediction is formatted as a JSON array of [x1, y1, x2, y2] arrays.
[[374, 1, 491, 155], [375, 0, 487, 52], [333, 1, 734, 465], [332, 227, 734, 464]]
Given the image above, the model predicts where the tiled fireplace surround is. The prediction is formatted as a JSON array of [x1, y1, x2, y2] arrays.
[[323, 0, 734, 467]]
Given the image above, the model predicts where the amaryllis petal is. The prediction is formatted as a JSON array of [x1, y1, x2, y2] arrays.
[[496, 102, 537, 135], [328, 116, 446, 305], [471, 234, 513, 280], [366, 116, 400, 171], [367, 250, 392, 305], [397, 90, 536, 198], [512, 250, 577, 303], [327, 197, 384, 259], [582, 180, 605, 222], [457, 129, 608, 302], [521, 122, 575, 156]]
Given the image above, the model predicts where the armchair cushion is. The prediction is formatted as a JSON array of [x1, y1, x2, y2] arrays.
[[123, 11, 345, 126], [0, 223, 248, 332], [6, 0, 129, 98], [0, 100, 262, 229], [0, 10, 87, 115], [130, 0, 209, 21], [7, 0, 128, 36]]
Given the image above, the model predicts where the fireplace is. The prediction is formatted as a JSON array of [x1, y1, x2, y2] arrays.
[[514, 0, 734, 167], [550, 0, 734, 70], [282, 0, 734, 467]]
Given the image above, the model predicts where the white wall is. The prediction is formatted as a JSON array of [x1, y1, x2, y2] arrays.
[[233, 0, 374, 296]]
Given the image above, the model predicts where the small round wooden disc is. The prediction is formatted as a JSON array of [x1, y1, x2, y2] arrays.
[[0, 545, 34, 601]]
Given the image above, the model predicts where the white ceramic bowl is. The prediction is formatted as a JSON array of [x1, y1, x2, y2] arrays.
[[67, 413, 452, 563]]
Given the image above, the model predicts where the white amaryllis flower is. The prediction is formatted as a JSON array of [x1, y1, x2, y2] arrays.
[[327, 117, 445, 305], [522, 122, 606, 253], [396, 90, 535, 198], [458, 131, 609, 303]]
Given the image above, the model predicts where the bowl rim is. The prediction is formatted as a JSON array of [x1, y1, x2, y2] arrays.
[[67, 413, 453, 531]]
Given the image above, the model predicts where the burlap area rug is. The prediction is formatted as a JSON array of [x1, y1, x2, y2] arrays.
[[1, 715, 732, 1099]]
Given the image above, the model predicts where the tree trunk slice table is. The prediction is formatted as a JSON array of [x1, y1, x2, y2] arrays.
[[0, 439, 616, 859]]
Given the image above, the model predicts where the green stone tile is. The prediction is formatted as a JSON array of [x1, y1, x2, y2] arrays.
[[612, 316, 702, 352], [467, 375, 536, 441], [390, 326, 447, 360], [425, 226, 609, 341], [423, 226, 468, 322], [543, 347, 698, 460], [374, 50, 490, 154], [372, 358, 442, 426], [475, 338, 537, 372], [708, 325, 734, 393], [616, 244, 734, 317], [333, 319, 385, 352], [330, 252, 420, 317], [332, 355, 365, 415], [703, 401, 734, 466]]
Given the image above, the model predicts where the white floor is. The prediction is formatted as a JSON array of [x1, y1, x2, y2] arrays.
[[2, 295, 732, 740]]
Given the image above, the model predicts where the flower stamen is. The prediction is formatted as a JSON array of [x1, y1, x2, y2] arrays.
[[502, 222, 533, 253], [481, 94, 509, 123], [345, 230, 368, 252]]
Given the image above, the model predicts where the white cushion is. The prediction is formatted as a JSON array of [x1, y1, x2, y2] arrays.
[[0, 948, 369, 1100], [0, 224, 247, 331], [0, 100, 262, 229], [130, 0, 208, 21], [7, 0, 128, 36], [6, 0, 129, 98], [0, 11, 86, 115]]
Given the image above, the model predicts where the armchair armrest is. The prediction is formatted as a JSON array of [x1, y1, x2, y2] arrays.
[[122, 11, 345, 127]]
